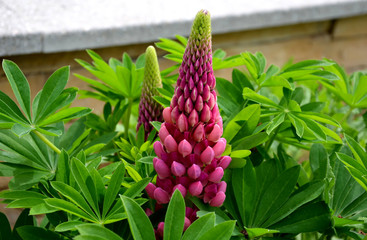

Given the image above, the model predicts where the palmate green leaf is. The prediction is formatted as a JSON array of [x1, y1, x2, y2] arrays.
[[35, 87, 78, 124], [245, 227, 279, 238], [332, 155, 367, 217], [35, 66, 69, 122], [70, 157, 100, 217], [197, 221, 236, 240], [2, 60, 31, 121], [232, 68, 253, 91], [11, 123, 34, 137], [288, 113, 304, 138], [345, 135, 367, 169], [164, 190, 185, 240], [266, 113, 285, 135], [216, 77, 243, 105], [232, 160, 256, 227], [54, 221, 84, 232], [243, 88, 281, 109], [102, 163, 125, 218], [282, 59, 334, 72], [122, 177, 150, 199], [309, 144, 328, 180], [297, 116, 326, 141], [120, 195, 155, 240], [50, 181, 96, 220], [7, 198, 45, 208], [182, 213, 215, 240], [76, 224, 123, 240], [45, 198, 96, 222], [16, 226, 65, 240], [0, 190, 46, 200], [223, 104, 260, 143], [261, 76, 293, 90], [269, 201, 331, 233], [232, 131, 268, 151], [262, 181, 325, 227], [38, 107, 91, 126], [0, 91, 29, 124], [253, 165, 300, 227]]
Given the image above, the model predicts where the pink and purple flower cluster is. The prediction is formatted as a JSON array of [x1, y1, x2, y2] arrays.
[[146, 9, 231, 208]]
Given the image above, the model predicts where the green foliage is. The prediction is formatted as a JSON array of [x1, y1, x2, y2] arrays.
[[1, 27, 367, 240]]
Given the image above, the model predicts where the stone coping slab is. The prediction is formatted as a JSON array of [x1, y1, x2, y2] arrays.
[[0, 0, 367, 56]]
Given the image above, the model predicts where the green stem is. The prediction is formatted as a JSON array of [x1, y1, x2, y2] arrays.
[[124, 99, 133, 139], [33, 130, 61, 155]]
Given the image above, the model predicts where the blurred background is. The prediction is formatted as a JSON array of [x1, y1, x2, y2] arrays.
[[1, 0, 367, 225]]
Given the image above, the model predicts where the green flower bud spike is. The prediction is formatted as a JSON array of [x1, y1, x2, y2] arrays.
[[137, 46, 164, 138]]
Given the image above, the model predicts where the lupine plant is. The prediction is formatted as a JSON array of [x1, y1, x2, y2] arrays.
[[1, 8, 367, 240]]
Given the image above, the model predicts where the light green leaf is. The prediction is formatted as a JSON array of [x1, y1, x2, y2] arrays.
[[197, 221, 236, 240], [245, 227, 279, 238], [243, 88, 281, 109], [76, 223, 123, 240], [164, 190, 185, 240], [182, 213, 215, 240]]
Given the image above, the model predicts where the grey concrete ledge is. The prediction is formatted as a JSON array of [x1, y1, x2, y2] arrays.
[[1, 0, 367, 56]]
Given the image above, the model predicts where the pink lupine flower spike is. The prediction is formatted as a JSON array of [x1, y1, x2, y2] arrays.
[[146, 9, 231, 210]]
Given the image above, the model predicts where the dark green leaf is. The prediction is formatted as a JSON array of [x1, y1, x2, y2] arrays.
[[16, 226, 64, 240], [35, 66, 69, 122], [103, 163, 125, 218], [2, 60, 31, 120], [254, 165, 300, 226], [120, 195, 155, 240]]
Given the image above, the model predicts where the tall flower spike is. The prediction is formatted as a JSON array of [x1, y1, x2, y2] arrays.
[[137, 46, 164, 138], [146, 9, 231, 208]]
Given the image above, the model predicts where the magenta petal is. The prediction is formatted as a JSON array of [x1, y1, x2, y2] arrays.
[[187, 164, 201, 179], [189, 181, 203, 196], [193, 123, 205, 142], [218, 181, 227, 193], [207, 124, 222, 142], [184, 217, 191, 231], [188, 109, 199, 127], [154, 188, 170, 204], [164, 135, 178, 153], [208, 167, 224, 183], [154, 158, 171, 179], [171, 106, 180, 123], [163, 107, 173, 123], [218, 156, 231, 169], [200, 146, 214, 164], [213, 138, 226, 157], [157, 222, 165, 236], [178, 139, 192, 157], [171, 161, 186, 177], [145, 183, 157, 199], [209, 191, 226, 207], [200, 104, 211, 123], [177, 114, 189, 132], [154, 141, 165, 159], [173, 184, 187, 197], [158, 124, 170, 142]]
